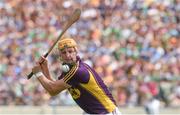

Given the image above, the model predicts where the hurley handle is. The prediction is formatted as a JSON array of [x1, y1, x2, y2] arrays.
[[27, 52, 48, 79]]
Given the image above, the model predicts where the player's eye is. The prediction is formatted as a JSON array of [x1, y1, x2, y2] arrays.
[[68, 50, 73, 53], [67, 49, 74, 53], [61, 51, 66, 54]]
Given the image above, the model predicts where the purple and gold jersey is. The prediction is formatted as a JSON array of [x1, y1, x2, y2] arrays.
[[58, 58, 117, 114]]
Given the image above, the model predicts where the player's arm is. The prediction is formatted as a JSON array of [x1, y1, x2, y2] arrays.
[[32, 65, 71, 96], [37, 75, 70, 96], [38, 56, 53, 81]]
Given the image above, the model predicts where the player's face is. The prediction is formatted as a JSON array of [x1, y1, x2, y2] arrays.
[[59, 47, 77, 64]]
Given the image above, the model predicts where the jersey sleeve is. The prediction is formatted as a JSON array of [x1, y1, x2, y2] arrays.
[[63, 63, 90, 86]]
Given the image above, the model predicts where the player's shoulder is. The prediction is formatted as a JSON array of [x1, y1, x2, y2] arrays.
[[76, 61, 89, 75]]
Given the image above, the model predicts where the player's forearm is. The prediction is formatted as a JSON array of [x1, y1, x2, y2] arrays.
[[37, 76, 58, 96], [36, 75, 69, 96], [41, 66, 54, 81]]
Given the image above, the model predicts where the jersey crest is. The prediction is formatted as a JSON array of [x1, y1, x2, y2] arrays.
[[68, 87, 81, 99]]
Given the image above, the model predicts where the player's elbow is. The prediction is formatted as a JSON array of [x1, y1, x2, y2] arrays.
[[49, 92, 58, 96], [44, 85, 58, 96], [48, 90, 59, 96], [47, 85, 63, 96], [47, 89, 58, 96]]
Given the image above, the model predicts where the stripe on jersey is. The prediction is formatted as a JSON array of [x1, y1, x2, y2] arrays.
[[80, 70, 116, 113], [63, 63, 78, 83]]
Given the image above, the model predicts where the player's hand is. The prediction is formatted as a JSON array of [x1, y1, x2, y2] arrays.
[[32, 65, 42, 74], [38, 56, 48, 68]]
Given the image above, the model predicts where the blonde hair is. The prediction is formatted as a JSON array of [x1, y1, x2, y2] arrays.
[[58, 38, 77, 50]]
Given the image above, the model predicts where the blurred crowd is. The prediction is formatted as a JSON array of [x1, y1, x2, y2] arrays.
[[0, 0, 179, 109]]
